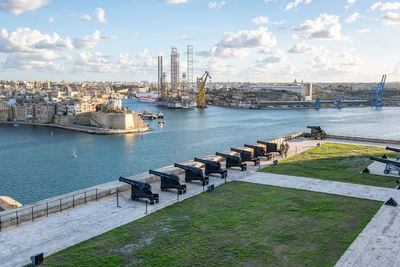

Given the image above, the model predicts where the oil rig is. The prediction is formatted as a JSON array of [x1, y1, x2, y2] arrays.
[[156, 45, 210, 109]]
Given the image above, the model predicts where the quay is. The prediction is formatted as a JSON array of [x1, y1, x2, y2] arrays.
[[2, 131, 400, 266], [0, 121, 150, 135]]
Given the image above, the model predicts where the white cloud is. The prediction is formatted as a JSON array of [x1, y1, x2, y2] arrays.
[[345, 12, 360, 23], [101, 35, 118, 40], [371, 1, 400, 11], [288, 42, 314, 54], [95, 7, 106, 23], [286, 0, 312, 11], [217, 27, 277, 48], [48, 16, 54, 23], [72, 30, 101, 49], [136, 48, 158, 67], [345, 0, 357, 10], [80, 14, 91, 21], [208, 1, 226, 9], [198, 46, 250, 58], [158, 0, 187, 3], [383, 11, 400, 24], [357, 28, 371, 33], [252, 16, 269, 25], [0, 27, 73, 52], [256, 49, 286, 64], [198, 27, 276, 59], [0, 0, 49, 15], [72, 52, 137, 73], [293, 14, 347, 40]]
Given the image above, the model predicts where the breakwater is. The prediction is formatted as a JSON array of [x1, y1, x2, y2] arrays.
[[0, 121, 150, 135]]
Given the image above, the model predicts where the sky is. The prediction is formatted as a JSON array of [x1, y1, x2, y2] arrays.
[[0, 0, 399, 82]]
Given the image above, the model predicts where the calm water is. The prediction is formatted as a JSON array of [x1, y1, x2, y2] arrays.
[[1, 100, 399, 204]]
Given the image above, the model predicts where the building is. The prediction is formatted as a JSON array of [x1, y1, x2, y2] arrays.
[[0, 100, 8, 121]]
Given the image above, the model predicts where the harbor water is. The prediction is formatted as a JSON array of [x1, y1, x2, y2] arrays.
[[1, 99, 400, 204]]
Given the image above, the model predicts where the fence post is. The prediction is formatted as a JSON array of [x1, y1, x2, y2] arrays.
[[96, 189, 98, 201], [84, 192, 87, 204], [116, 188, 120, 208], [31, 207, 34, 221], [0, 215, 2, 232], [46, 202, 49, 217], [145, 200, 148, 214], [16, 211, 18, 227], [60, 199, 62, 212], [73, 195, 75, 208]]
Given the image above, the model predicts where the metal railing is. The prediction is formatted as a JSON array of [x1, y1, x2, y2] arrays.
[[0, 188, 100, 231]]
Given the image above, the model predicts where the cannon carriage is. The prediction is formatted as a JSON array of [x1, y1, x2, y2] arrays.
[[174, 163, 209, 186], [244, 144, 271, 159], [119, 177, 159, 204], [231, 148, 260, 166], [257, 141, 279, 153], [216, 152, 247, 171], [306, 126, 326, 140], [194, 158, 228, 178], [370, 156, 400, 175], [149, 170, 187, 194]]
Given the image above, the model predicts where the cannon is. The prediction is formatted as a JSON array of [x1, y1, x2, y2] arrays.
[[119, 177, 159, 204], [216, 152, 247, 171], [257, 141, 278, 153], [149, 170, 187, 194], [306, 126, 326, 140], [174, 163, 209, 186], [386, 147, 400, 161], [231, 148, 260, 165], [244, 144, 271, 159], [194, 158, 228, 178], [370, 156, 400, 175]]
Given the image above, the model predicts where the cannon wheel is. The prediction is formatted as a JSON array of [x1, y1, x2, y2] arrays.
[[222, 172, 227, 179], [150, 201, 155, 205], [161, 187, 165, 191], [384, 170, 390, 174], [241, 166, 247, 171]]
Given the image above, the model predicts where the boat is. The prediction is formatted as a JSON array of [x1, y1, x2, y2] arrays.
[[73, 153, 78, 158], [137, 92, 158, 103], [137, 110, 158, 120], [158, 120, 166, 128], [13, 123, 20, 127], [158, 112, 164, 119]]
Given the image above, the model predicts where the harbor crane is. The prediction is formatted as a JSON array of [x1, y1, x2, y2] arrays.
[[363, 74, 386, 107], [196, 71, 211, 109]]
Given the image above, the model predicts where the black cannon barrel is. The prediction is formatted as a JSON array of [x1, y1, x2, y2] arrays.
[[194, 157, 221, 167], [216, 152, 241, 161], [257, 141, 273, 146], [231, 148, 252, 155], [244, 144, 265, 151], [174, 163, 203, 176], [386, 146, 400, 153], [119, 176, 151, 191], [149, 169, 180, 182], [307, 126, 322, 130], [370, 156, 400, 167]]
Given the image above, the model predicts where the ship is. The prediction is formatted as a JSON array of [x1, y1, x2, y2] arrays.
[[137, 92, 159, 103]]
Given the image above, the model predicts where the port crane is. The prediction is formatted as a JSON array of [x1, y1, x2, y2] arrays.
[[363, 74, 386, 107], [196, 71, 211, 109]]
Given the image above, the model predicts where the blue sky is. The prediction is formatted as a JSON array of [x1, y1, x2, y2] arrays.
[[0, 0, 399, 82]]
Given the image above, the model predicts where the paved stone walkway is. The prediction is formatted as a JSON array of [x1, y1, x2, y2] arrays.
[[2, 138, 400, 267]]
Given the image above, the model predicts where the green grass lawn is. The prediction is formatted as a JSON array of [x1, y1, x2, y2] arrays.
[[42, 181, 381, 267], [261, 142, 398, 188]]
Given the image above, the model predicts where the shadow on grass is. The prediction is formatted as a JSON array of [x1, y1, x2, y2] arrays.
[[261, 143, 398, 188]]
